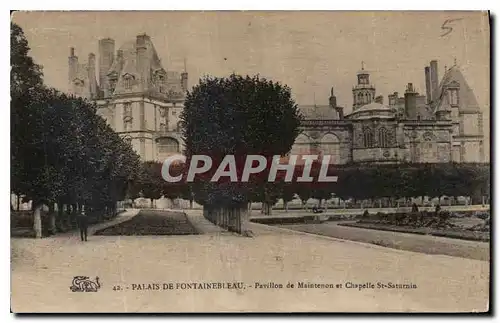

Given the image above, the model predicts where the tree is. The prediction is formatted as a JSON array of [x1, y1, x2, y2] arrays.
[[141, 161, 164, 208], [11, 24, 141, 237], [181, 74, 302, 232], [281, 182, 296, 212]]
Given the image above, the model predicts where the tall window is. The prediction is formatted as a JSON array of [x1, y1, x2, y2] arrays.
[[157, 75, 166, 93], [109, 78, 117, 93], [320, 133, 341, 164], [123, 103, 132, 118], [363, 128, 374, 148], [157, 137, 179, 154], [123, 116, 133, 131], [450, 89, 459, 105], [378, 127, 389, 148], [123, 75, 133, 90], [291, 134, 310, 155]]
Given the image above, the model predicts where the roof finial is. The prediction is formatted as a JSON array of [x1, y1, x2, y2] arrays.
[[330, 87, 334, 96], [361, 61, 365, 70], [313, 92, 316, 107], [454, 57, 457, 66]]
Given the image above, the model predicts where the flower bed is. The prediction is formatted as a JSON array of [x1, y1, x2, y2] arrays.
[[339, 209, 490, 242]]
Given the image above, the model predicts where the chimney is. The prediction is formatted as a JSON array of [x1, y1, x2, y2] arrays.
[[68, 47, 78, 91], [98, 38, 115, 96], [329, 87, 337, 108], [335, 107, 344, 120], [375, 95, 383, 104], [88, 53, 98, 98], [404, 83, 418, 119], [181, 72, 188, 92], [136, 34, 151, 91], [430, 60, 439, 101], [424, 66, 432, 104], [388, 92, 398, 106]]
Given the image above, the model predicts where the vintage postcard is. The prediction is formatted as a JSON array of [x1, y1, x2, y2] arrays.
[[10, 11, 490, 313]]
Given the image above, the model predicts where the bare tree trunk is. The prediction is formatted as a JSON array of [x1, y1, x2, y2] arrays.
[[284, 201, 288, 213], [48, 202, 56, 235], [239, 205, 249, 233], [267, 202, 273, 216], [33, 202, 43, 239]]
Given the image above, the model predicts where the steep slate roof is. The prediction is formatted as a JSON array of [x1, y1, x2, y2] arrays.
[[433, 65, 480, 113], [106, 37, 170, 93]]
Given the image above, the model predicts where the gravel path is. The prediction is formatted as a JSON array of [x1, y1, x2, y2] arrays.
[[11, 210, 489, 313]]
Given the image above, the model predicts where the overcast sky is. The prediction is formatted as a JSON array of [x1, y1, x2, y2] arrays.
[[12, 11, 490, 154]]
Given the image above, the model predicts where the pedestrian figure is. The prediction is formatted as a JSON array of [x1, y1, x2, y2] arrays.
[[78, 208, 88, 242]]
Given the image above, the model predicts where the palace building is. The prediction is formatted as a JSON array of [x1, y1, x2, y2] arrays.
[[68, 34, 485, 164], [68, 34, 187, 162], [293, 61, 485, 164]]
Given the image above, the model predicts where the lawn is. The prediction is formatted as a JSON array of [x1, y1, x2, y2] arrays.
[[95, 210, 199, 236]]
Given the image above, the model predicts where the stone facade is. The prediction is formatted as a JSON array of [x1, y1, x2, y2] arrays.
[[68, 34, 187, 162], [294, 61, 485, 164], [69, 35, 484, 164]]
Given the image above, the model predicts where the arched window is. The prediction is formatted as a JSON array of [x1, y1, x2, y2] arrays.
[[363, 128, 374, 148], [123, 75, 133, 90], [421, 132, 437, 162], [378, 127, 389, 148], [320, 133, 341, 164], [157, 137, 179, 154], [291, 134, 310, 155]]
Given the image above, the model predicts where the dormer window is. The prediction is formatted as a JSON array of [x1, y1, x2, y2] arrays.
[[108, 71, 118, 93], [450, 89, 459, 105], [122, 74, 135, 91], [154, 70, 167, 93]]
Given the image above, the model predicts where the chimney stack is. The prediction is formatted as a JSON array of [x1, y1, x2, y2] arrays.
[[68, 47, 78, 91], [430, 60, 439, 101], [335, 107, 344, 120], [88, 53, 98, 98], [136, 34, 151, 91], [329, 87, 337, 108], [388, 92, 398, 106], [404, 83, 418, 119], [425, 66, 432, 104], [98, 38, 115, 96]]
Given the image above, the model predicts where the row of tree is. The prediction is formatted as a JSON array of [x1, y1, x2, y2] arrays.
[[140, 160, 490, 216], [11, 23, 141, 237]]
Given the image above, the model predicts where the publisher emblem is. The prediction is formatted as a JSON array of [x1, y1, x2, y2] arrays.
[[70, 276, 101, 292]]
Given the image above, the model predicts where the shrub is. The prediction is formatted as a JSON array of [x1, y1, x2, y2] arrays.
[[475, 212, 490, 221]]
